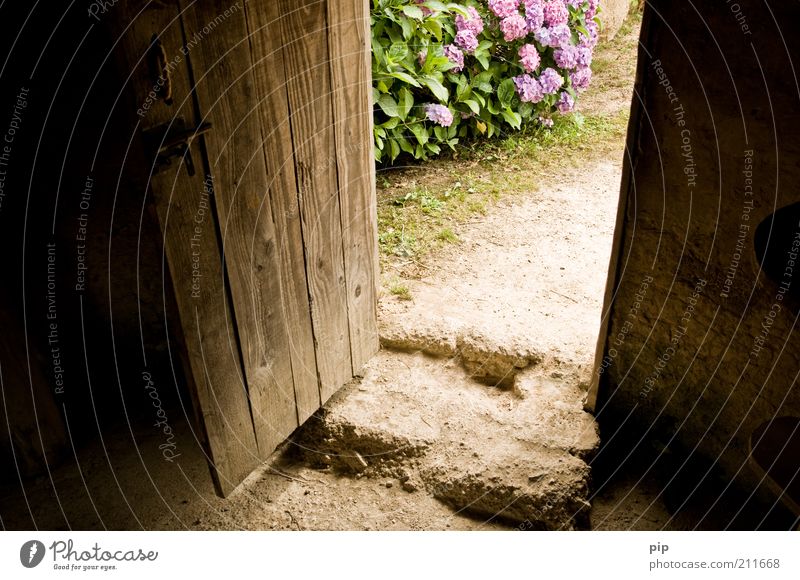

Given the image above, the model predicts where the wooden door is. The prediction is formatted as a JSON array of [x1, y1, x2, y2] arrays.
[[109, 0, 377, 497]]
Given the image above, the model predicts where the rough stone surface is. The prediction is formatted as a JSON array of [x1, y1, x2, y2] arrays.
[[600, 0, 630, 40], [600, 0, 800, 500], [296, 350, 600, 529]]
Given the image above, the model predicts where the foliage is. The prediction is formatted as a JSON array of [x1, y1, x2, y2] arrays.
[[371, 0, 601, 163]]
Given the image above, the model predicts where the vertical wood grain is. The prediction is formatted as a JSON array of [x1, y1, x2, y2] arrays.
[[278, 0, 354, 403], [244, 1, 321, 424], [182, 0, 299, 455], [327, 0, 380, 374]]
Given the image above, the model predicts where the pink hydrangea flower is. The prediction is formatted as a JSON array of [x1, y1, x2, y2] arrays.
[[500, 13, 528, 41], [518, 43, 541, 72], [443, 44, 465, 72], [570, 66, 592, 91], [553, 45, 578, 69], [488, 0, 519, 19], [513, 74, 544, 103], [456, 6, 484, 35], [543, 0, 569, 27], [455, 29, 479, 53], [557, 91, 575, 113], [524, 2, 544, 31], [538, 67, 564, 94], [425, 103, 454, 126]]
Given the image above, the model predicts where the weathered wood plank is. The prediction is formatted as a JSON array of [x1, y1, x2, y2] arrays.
[[327, 0, 380, 374], [183, 0, 299, 455], [278, 0, 353, 403], [111, 3, 259, 496], [244, 1, 321, 424]]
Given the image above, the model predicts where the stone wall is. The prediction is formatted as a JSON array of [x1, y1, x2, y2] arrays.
[[600, 0, 631, 40], [597, 0, 800, 498]]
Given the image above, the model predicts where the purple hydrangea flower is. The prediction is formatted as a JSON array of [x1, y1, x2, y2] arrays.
[[538, 67, 564, 94], [576, 46, 593, 67], [425, 103, 454, 127], [569, 66, 592, 91], [565, 0, 583, 7], [543, 0, 569, 26], [553, 45, 578, 69], [579, 19, 600, 47], [455, 29, 479, 53], [513, 74, 544, 103], [524, 3, 544, 31], [535, 23, 572, 47], [456, 6, 484, 35], [557, 91, 575, 113], [500, 13, 528, 41], [518, 44, 541, 72], [488, 0, 520, 19], [539, 115, 554, 127], [587, 0, 599, 19], [443, 44, 465, 72]]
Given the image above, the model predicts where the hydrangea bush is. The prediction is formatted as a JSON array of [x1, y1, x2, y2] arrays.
[[371, 0, 601, 163]]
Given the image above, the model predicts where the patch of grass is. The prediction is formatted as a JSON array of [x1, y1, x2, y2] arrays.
[[436, 228, 459, 243], [388, 282, 412, 301]]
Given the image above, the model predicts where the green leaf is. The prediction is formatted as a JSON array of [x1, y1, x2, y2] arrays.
[[397, 132, 415, 153], [462, 99, 480, 115], [501, 108, 522, 129], [475, 53, 490, 70], [446, 3, 470, 17], [398, 87, 414, 121], [473, 71, 493, 93], [378, 94, 400, 117], [399, 16, 413, 40], [401, 5, 424, 19], [381, 117, 400, 129], [420, 75, 449, 102], [497, 78, 516, 108], [422, 1, 448, 12], [387, 41, 409, 62], [422, 18, 443, 41], [389, 71, 421, 87], [409, 123, 429, 145], [389, 138, 401, 161]]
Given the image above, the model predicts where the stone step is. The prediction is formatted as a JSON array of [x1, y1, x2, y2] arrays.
[[294, 349, 599, 529]]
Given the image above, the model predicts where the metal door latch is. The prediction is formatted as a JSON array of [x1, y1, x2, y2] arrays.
[[142, 117, 212, 177]]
